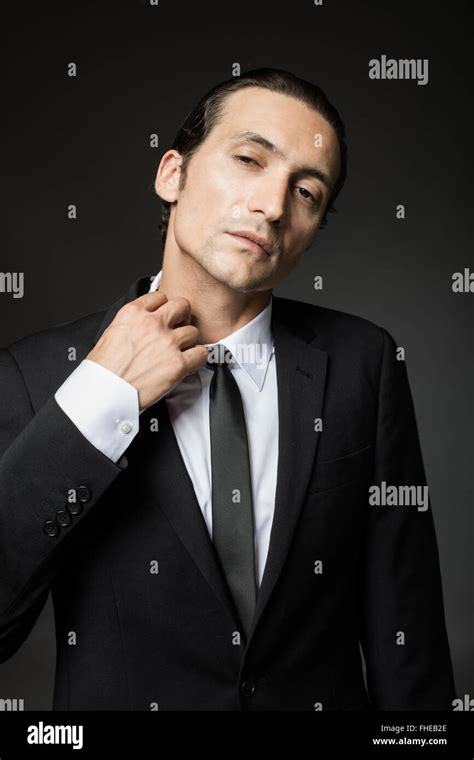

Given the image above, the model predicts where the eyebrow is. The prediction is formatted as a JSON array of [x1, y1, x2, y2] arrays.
[[228, 130, 334, 192]]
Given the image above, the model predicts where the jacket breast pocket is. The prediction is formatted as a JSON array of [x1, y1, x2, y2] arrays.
[[306, 444, 373, 496]]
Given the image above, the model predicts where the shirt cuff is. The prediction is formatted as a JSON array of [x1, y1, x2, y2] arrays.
[[54, 359, 140, 463]]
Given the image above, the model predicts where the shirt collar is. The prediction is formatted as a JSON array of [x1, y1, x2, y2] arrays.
[[149, 270, 274, 391]]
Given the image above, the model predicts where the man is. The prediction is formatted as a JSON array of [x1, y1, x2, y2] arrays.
[[0, 68, 455, 710]]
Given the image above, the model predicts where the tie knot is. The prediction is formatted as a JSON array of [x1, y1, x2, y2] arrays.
[[206, 344, 235, 371]]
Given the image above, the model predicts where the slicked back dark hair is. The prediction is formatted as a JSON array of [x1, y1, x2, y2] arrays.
[[158, 67, 347, 247]]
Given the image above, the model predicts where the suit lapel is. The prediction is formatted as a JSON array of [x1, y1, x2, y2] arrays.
[[93, 275, 152, 343], [93, 276, 328, 643], [245, 296, 328, 641], [138, 399, 244, 631]]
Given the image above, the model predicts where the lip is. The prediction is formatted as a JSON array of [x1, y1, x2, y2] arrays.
[[226, 231, 273, 256]]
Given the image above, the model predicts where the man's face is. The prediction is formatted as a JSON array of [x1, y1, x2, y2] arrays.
[[160, 86, 341, 292]]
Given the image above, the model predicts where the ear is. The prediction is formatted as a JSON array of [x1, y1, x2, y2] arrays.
[[154, 150, 184, 202]]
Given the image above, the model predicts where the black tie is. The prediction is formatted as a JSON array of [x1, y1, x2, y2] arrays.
[[207, 346, 257, 638]]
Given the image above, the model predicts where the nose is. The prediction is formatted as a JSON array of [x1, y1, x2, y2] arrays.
[[246, 174, 288, 223]]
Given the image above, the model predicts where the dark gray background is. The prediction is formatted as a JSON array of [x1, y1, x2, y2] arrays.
[[1, 0, 472, 709]]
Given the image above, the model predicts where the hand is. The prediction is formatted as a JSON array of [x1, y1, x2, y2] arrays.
[[86, 291, 209, 411]]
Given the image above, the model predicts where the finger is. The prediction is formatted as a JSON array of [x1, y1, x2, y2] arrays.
[[173, 308, 192, 328], [181, 344, 210, 374], [173, 324, 200, 350], [134, 290, 169, 311], [160, 297, 193, 328]]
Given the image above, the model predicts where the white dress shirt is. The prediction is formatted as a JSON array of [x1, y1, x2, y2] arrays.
[[55, 270, 279, 587]]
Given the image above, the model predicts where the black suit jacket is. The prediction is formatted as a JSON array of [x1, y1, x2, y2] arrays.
[[0, 275, 456, 710]]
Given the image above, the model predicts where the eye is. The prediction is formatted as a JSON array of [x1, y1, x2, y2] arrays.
[[234, 154, 259, 166], [297, 186, 319, 207]]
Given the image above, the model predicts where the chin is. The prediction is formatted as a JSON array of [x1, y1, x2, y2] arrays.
[[208, 261, 263, 291], [220, 271, 270, 293], [200, 248, 272, 291]]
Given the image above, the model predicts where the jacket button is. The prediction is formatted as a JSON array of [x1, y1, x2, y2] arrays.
[[77, 485, 92, 503], [43, 520, 60, 537], [241, 678, 257, 696], [56, 510, 72, 528], [66, 500, 83, 516]]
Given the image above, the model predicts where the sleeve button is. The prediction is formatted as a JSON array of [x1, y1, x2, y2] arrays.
[[66, 500, 83, 516], [76, 485, 92, 503], [43, 520, 60, 537], [56, 510, 72, 528]]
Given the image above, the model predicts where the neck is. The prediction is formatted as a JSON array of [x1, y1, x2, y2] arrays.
[[158, 248, 272, 345]]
